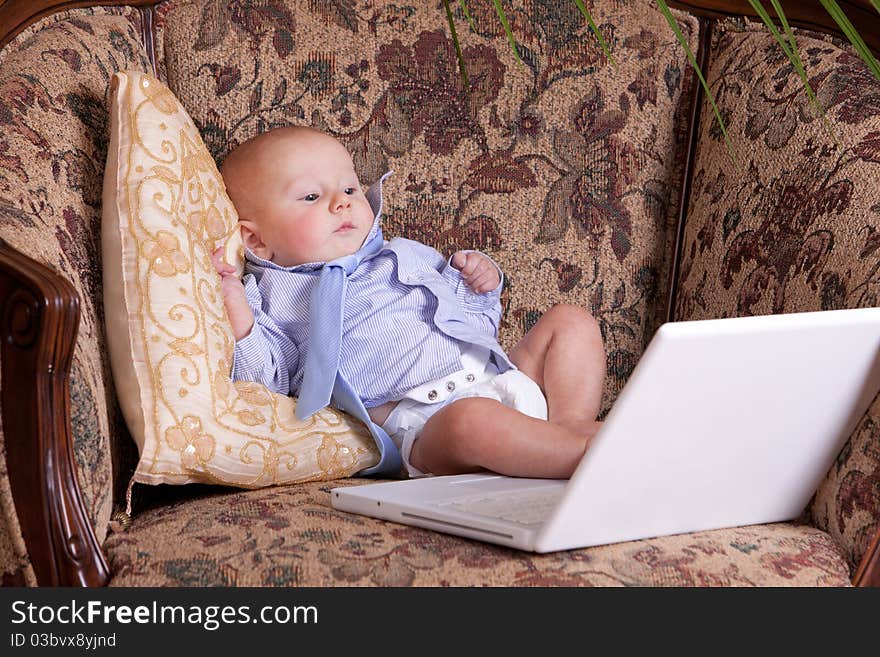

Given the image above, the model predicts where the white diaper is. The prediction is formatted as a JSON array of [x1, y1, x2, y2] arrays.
[[381, 347, 548, 478]]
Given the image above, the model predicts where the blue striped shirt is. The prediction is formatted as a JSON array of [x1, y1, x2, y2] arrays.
[[231, 176, 512, 408]]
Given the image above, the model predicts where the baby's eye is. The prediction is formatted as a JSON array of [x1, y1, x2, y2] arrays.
[[344, 187, 357, 195], [302, 193, 319, 202]]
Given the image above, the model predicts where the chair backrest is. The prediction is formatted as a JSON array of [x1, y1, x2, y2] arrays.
[[153, 0, 701, 415], [671, 15, 880, 574]]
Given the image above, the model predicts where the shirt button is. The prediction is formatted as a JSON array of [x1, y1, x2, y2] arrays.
[[466, 374, 475, 383], [446, 381, 456, 392], [427, 390, 438, 401]]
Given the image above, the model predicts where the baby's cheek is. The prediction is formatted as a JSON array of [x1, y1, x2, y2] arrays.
[[285, 227, 319, 261], [358, 202, 375, 224]]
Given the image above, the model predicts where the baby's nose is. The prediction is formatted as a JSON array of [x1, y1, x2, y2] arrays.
[[332, 193, 351, 212]]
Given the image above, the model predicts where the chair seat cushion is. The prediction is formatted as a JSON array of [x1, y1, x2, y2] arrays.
[[103, 479, 852, 586]]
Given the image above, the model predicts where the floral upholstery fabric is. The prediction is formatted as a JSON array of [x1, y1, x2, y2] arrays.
[[153, 0, 699, 413], [814, 401, 880, 572], [103, 479, 851, 586], [0, 8, 150, 582], [672, 19, 880, 571]]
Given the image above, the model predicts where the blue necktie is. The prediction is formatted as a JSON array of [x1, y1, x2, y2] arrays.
[[295, 228, 402, 476]]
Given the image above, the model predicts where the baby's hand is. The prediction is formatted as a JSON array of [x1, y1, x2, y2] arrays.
[[451, 251, 500, 294], [211, 244, 238, 279], [212, 246, 254, 341]]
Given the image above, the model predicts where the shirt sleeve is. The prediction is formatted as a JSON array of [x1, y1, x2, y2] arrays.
[[231, 273, 300, 396], [439, 250, 503, 307], [439, 250, 504, 337], [402, 239, 505, 337]]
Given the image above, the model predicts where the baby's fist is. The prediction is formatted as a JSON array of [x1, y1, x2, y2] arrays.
[[451, 251, 500, 294], [211, 246, 236, 278]]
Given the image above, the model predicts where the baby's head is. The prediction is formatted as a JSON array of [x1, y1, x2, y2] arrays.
[[221, 126, 374, 267]]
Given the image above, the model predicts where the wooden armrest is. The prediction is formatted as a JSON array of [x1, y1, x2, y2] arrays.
[[854, 525, 880, 587], [0, 238, 109, 586]]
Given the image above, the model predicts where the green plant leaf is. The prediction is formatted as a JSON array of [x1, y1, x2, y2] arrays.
[[819, 0, 880, 83], [872, 0, 880, 14], [443, 0, 469, 88], [571, 0, 617, 70], [492, 0, 523, 65], [457, 0, 477, 32], [749, 0, 840, 150], [656, 0, 736, 162]]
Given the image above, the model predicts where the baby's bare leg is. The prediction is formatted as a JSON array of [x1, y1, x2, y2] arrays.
[[410, 397, 595, 479], [509, 304, 605, 434]]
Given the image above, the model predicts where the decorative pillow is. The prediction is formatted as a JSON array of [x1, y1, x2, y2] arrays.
[[102, 70, 378, 488]]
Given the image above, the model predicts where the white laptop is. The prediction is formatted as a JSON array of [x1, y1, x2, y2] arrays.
[[331, 308, 880, 553]]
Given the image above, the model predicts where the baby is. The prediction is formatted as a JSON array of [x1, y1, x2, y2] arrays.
[[214, 126, 606, 479]]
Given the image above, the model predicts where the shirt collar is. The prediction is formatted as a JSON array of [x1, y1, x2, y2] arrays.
[[244, 170, 393, 273]]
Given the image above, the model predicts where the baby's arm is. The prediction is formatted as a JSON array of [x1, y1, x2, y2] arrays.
[[211, 247, 299, 395], [212, 247, 254, 340]]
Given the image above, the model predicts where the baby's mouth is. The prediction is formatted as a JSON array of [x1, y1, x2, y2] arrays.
[[335, 221, 356, 233]]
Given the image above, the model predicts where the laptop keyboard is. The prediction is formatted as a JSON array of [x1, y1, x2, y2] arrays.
[[438, 487, 564, 526]]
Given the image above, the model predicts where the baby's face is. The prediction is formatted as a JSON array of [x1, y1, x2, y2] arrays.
[[227, 130, 375, 267]]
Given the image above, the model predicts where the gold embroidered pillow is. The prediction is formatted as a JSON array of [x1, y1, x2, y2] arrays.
[[102, 71, 378, 487]]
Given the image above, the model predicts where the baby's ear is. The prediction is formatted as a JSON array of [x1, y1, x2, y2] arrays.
[[239, 220, 273, 261]]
